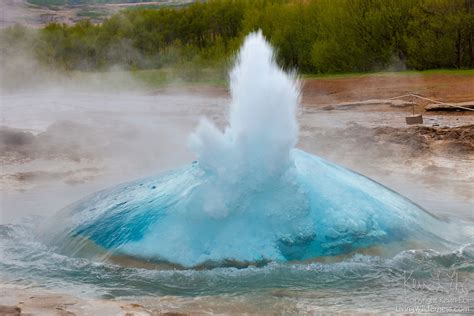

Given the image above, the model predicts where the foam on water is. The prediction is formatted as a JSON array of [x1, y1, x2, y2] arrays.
[[46, 32, 449, 268], [2, 221, 473, 310]]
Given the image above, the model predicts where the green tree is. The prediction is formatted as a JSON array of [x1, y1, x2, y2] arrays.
[[406, 0, 474, 69]]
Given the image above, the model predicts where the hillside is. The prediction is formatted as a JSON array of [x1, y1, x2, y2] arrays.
[[0, 0, 193, 27]]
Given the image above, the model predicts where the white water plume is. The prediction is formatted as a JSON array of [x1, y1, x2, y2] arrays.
[[189, 31, 300, 186]]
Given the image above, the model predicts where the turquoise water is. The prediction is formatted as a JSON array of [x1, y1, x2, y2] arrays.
[[1, 217, 473, 312], [1, 148, 470, 312], [48, 149, 447, 268]]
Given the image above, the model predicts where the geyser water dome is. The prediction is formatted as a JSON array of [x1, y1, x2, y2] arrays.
[[49, 32, 444, 268]]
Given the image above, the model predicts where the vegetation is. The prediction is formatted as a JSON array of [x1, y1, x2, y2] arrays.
[[76, 9, 107, 18], [28, 0, 157, 5], [130, 68, 474, 88], [4, 0, 473, 77]]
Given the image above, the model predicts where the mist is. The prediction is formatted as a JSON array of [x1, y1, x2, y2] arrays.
[[0, 39, 232, 223]]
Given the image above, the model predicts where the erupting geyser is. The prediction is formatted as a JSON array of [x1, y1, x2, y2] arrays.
[[50, 32, 443, 268]]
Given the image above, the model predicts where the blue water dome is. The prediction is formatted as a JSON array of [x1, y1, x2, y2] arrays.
[[48, 32, 444, 268]]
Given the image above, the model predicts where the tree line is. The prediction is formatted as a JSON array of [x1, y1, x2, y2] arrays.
[[28, 0, 156, 5], [3, 0, 473, 74]]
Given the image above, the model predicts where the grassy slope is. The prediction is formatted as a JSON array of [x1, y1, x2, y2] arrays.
[[129, 68, 227, 88], [127, 68, 474, 89], [302, 69, 474, 79]]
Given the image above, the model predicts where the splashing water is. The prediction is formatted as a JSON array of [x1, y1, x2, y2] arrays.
[[46, 32, 448, 268], [189, 32, 298, 190]]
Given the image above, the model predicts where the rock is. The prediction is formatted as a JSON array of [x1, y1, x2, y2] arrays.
[[406, 114, 423, 125], [0, 305, 21, 316], [425, 101, 474, 111]]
